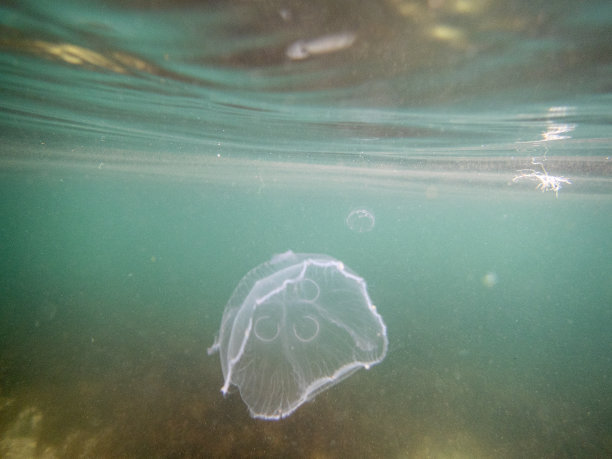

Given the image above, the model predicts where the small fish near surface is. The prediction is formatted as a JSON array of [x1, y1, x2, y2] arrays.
[[286, 32, 357, 60]]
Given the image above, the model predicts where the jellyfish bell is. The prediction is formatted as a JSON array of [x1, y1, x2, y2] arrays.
[[346, 208, 375, 233], [209, 250, 388, 420]]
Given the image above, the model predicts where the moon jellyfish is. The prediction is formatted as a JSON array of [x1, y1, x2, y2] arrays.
[[346, 208, 375, 233], [208, 250, 388, 420]]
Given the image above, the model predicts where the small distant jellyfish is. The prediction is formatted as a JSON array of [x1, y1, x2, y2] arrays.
[[346, 209, 375, 233]]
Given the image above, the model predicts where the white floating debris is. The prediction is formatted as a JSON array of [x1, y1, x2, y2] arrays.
[[286, 32, 357, 60], [512, 157, 572, 198]]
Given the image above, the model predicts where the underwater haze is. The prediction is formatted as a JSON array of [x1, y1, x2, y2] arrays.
[[1, 0, 611, 457]]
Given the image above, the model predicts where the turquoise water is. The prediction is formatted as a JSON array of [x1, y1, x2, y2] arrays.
[[1, 0, 611, 457]]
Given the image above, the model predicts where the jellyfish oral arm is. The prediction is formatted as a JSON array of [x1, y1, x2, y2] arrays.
[[251, 361, 368, 421], [221, 317, 254, 396], [207, 337, 220, 356]]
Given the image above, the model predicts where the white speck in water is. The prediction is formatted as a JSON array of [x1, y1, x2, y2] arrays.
[[482, 271, 498, 288]]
